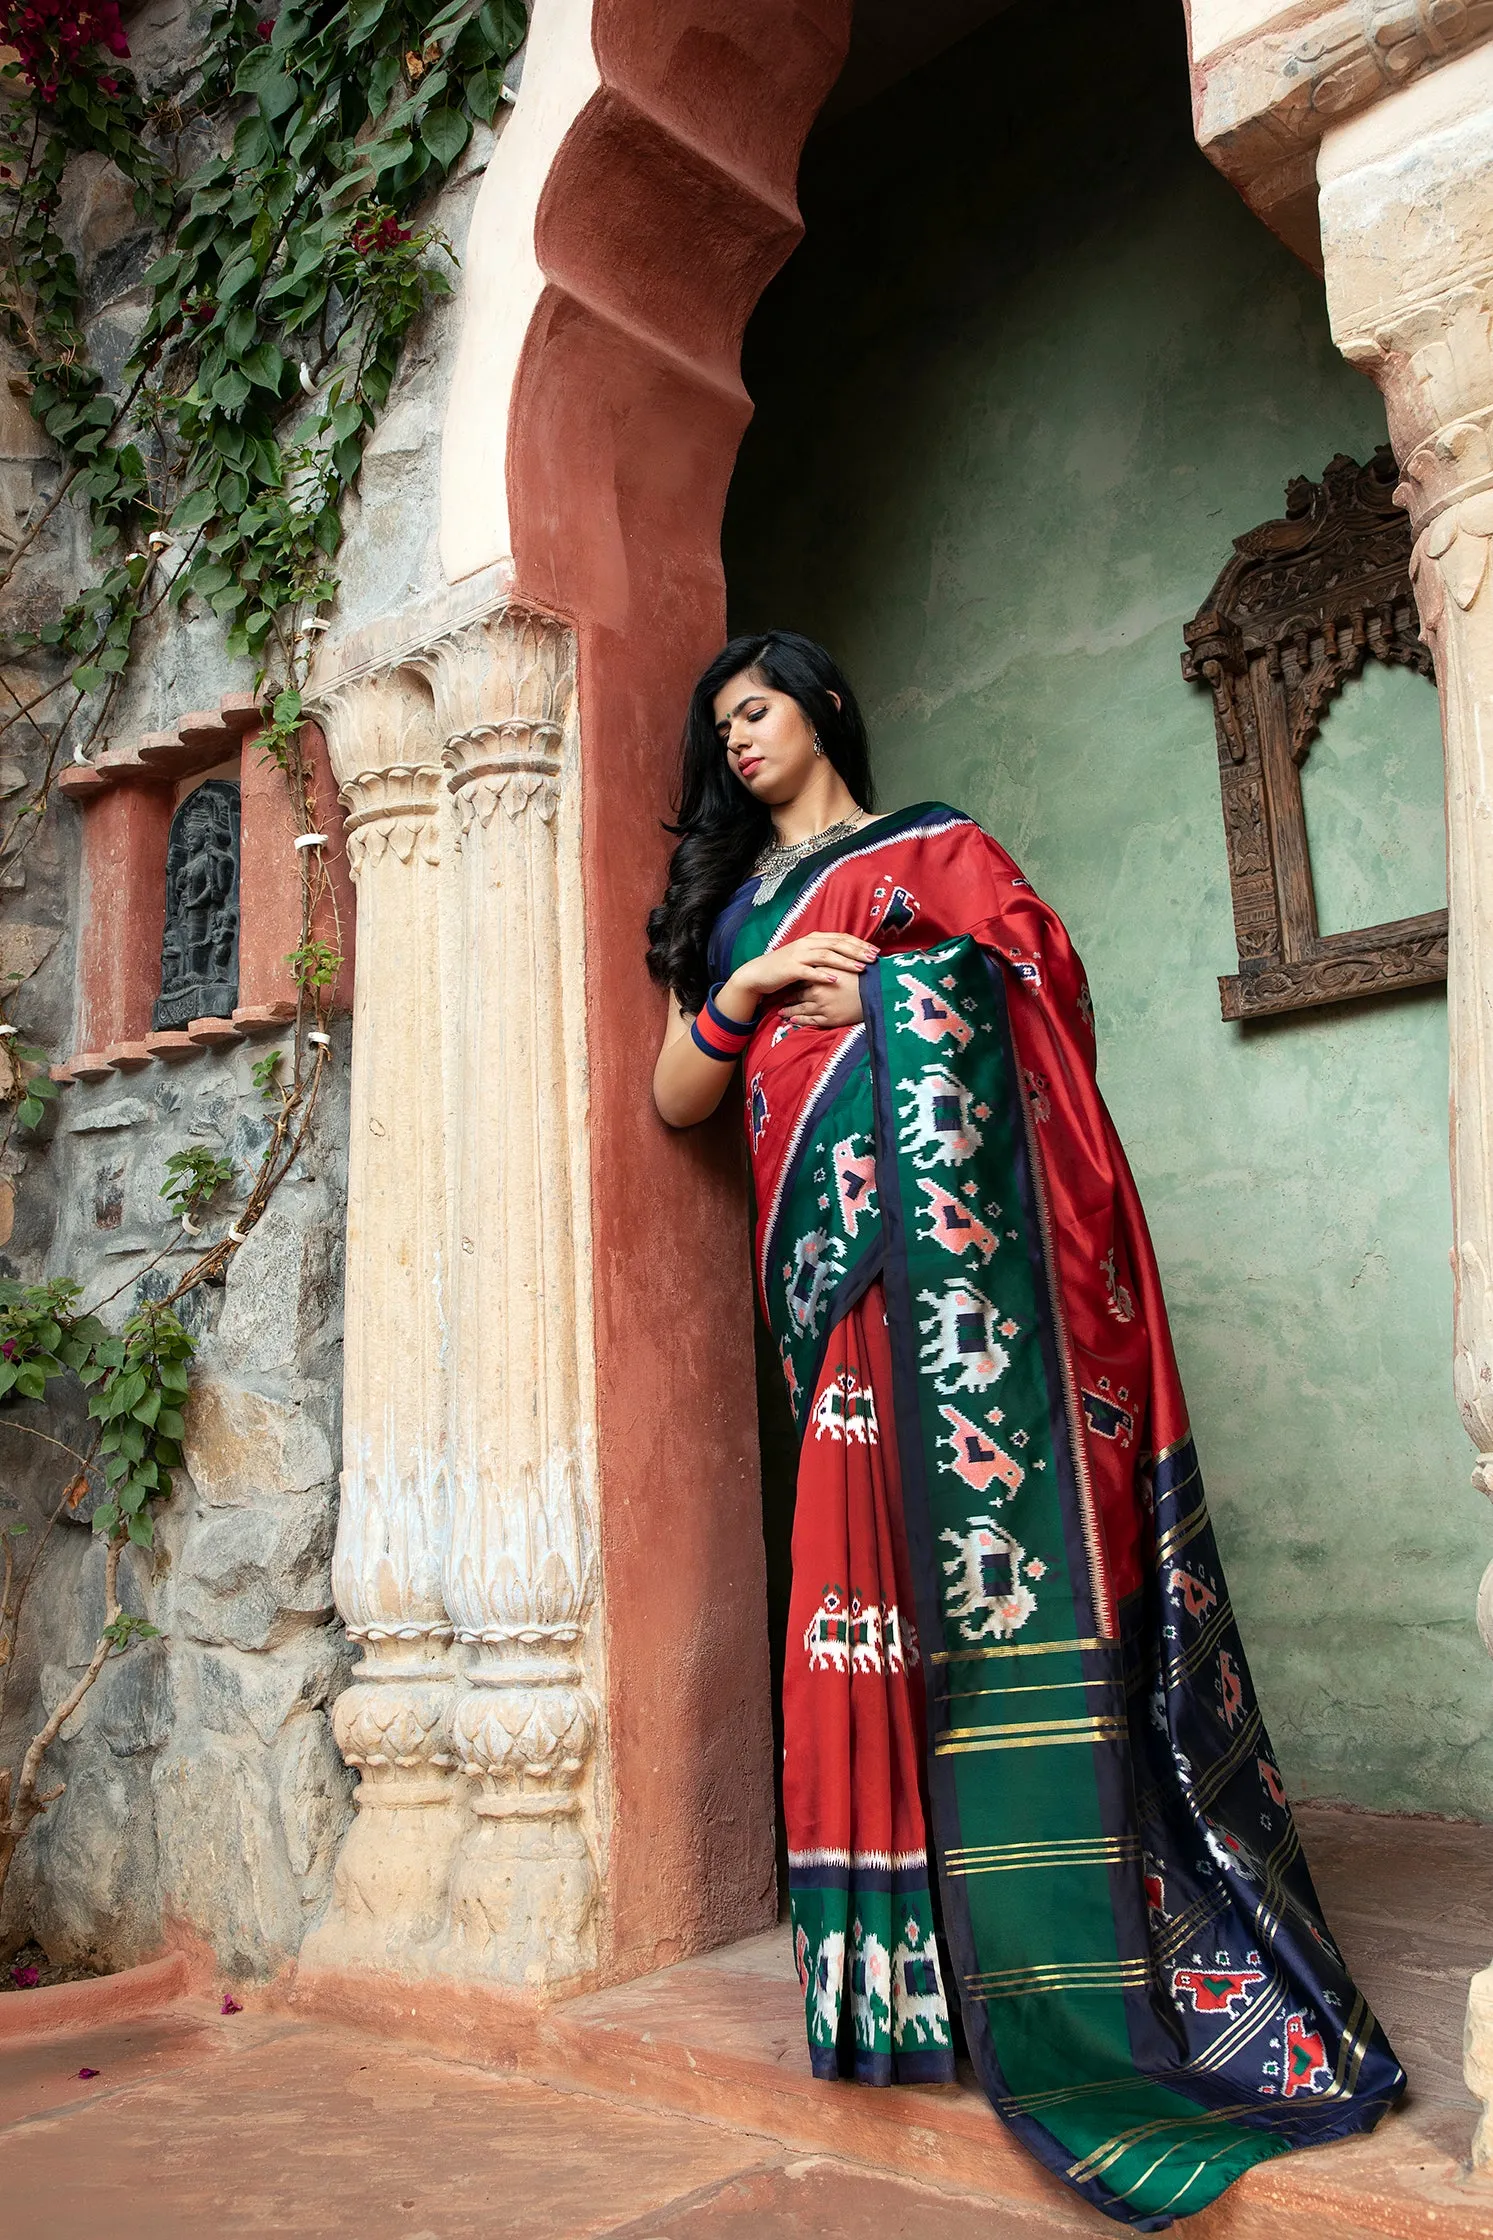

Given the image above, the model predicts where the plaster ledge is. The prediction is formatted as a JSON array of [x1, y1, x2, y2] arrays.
[[54, 1011, 293, 1087], [57, 691, 266, 802], [0, 1949, 189, 2043]]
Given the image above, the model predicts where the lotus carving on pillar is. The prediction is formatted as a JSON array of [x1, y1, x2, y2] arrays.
[[447, 1453, 596, 1649], [334, 1680, 457, 1773], [454, 1680, 596, 1788]]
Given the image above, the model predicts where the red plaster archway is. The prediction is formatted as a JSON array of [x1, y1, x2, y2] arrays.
[[504, 0, 852, 1980]]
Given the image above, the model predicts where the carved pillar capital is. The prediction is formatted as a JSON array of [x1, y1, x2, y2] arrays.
[[312, 665, 444, 876], [1337, 272, 1493, 545], [409, 603, 573, 828], [1320, 44, 1493, 541]]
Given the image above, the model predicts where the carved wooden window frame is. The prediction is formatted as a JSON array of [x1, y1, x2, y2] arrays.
[[1182, 446, 1446, 1023]]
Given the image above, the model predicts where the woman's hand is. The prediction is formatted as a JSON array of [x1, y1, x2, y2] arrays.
[[781, 975, 865, 1031], [730, 932, 879, 1006], [653, 931, 878, 1128]]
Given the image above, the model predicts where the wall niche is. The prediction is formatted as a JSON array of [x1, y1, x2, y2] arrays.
[[1182, 446, 1446, 1022], [154, 779, 242, 1032]]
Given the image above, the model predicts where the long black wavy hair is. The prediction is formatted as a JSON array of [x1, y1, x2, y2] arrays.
[[645, 631, 874, 1013]]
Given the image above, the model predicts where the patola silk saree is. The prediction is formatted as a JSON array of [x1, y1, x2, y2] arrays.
[[707, 803, 1404, 2229]]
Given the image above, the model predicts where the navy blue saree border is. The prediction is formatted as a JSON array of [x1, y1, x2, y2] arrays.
[[861, 951, 1181, 2232]]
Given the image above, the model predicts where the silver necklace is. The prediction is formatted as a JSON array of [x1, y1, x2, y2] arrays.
[[752, 812, 870, 899]]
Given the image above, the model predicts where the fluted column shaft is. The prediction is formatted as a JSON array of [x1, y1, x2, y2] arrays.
[[416, 608, 601, 1987], [303, 665, 465, 1968], [1318, 43, 1493, 2159]]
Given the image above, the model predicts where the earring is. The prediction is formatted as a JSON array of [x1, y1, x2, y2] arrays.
[[812, 732, 824, 757]]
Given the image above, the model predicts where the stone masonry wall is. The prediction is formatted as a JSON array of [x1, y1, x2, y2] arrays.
[[0, 1041, 353, 1975], [0, 1, 522, 1973]]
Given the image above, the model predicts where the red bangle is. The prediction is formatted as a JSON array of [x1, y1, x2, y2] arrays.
[[690, 984, 756, 1061]]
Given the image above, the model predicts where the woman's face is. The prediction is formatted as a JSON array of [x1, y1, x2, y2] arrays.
[[712, 668, 819, 805]]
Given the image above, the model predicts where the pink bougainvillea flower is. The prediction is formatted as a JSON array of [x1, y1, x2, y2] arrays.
[[76, 2067, 99, 2079], [257, 17, 274, 35], [0, 0, 131, 93], [10, 1962, 39, 1987], [2, 1339, 16, 1359], [220, 1993, 242, 2015]]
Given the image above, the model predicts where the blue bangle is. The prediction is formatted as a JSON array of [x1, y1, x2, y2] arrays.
[[706, 983, 755, 1035], [690, 983, 757, 1061]]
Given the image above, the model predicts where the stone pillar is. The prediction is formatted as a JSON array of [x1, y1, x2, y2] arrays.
[[1316, 41, 1493, 2159], [414, 605, 602, 1989], [300, 664, 465, 1970]]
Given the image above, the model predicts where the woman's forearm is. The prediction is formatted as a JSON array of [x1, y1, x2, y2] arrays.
[[652, 968, 761, 1127]]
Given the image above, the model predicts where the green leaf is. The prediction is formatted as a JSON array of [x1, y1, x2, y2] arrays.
[[171, 485, 219, 532], [367, 52, 400, 112], [259, 72, 300, 120], [217, 257, 259, 303], [69, 664, 106, 694], [91, 1503, 118, 1535], [233, 111, 274, 168], [234, 46, 288, 97], [346, 0, 388, 43], [133, 1387, 163, 1428], [478, 0, 527, 55], [127, 1514, 154, 1548], [466, 68, 506, 122], [212, 370, 251, 412], [242, 343, 286, 391]]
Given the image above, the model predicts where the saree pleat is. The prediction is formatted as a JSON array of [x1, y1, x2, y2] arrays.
[[785, 1282, 957, 2086], [713, 802, 1405, 2228]]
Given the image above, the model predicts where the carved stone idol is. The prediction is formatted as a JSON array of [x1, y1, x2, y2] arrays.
[[153, 779, 241, 1030]]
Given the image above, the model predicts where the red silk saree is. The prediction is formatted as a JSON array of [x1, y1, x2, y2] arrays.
[[706, 802, 1404, 2229]]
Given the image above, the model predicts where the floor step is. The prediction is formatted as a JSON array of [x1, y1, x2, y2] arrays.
[[532, 1920, 1493, 2238]]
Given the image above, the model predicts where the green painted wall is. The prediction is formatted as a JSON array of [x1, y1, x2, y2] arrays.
[[725, 0, 1492, 1818]]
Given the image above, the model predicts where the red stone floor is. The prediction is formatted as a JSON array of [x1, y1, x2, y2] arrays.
[[2, 1806, 1492, 2238]]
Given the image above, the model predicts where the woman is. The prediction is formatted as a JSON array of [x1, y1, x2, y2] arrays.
[[648, 632, 1404, 2229]]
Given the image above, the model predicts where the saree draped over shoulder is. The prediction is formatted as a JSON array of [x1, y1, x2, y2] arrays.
[[707, 803, 1404, 2230]]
